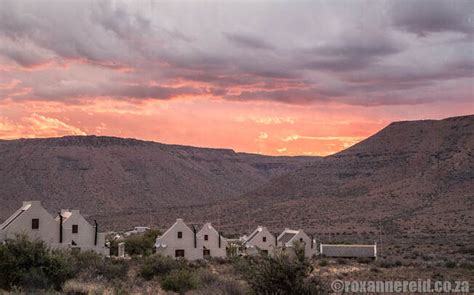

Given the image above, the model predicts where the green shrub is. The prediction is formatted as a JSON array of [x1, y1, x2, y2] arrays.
[[235, 244, 325, 294], [124, 229, 160, 257], [210, 279, 245, 295], [318, 259, 328, 267], [160, 269, 198, 294], [459, 262, 474, 270], [97, 258, 129, 281], [195, 269, 246, 295], [357, 257, 373, 264], [370, 267, 380, 273], [376, 259, 401, 268], [70, 250, 128, 281], [457, 246, 474, 255], [445, 261, 456, 268], [0, 235, 75, 291], [139, 254, 187, 280]]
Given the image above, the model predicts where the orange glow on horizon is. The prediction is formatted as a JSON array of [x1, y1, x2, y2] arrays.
[[1, 97, 473, 156]]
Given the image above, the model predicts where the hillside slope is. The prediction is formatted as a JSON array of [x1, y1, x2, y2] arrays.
[[0, 136, 316, 221], [227, 115, 474, 236]]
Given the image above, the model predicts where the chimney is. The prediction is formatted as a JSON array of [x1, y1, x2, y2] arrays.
[[59, 212, 63, 243], [94, 220, 98, 246]]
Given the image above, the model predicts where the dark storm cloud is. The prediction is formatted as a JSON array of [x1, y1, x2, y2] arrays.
[[0, 46, 50, 68], [0, 0, 471, 107], [224, 32, 275, 50], [30, 82, 202, 101], [390, 0, 474, 36], [299, 31, 402, 72]]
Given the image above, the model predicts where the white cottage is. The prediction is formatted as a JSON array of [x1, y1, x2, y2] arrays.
[[197, 222, 227, 258], [155, 218, 202, 260], [56, 209, 109, 255], [0, 201, 109, 255], [242, 226, 276, 256], [277, 228, 316, 258], [0, 201, 59, 245]]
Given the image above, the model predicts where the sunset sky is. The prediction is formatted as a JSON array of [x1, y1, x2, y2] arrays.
[[0, 0, 472, 155]]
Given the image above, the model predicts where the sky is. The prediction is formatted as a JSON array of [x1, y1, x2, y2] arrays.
[[0, 0, 472, 156]]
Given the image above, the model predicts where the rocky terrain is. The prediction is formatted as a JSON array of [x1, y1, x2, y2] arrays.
[[234, 115, 474, 234], [0, 136, 315, 223]]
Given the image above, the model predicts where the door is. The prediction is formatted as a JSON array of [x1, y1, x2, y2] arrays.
[[203, 249, 211, 257]]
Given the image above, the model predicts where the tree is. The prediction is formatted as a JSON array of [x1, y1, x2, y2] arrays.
[[0, 235, 75, 291], [235, 243, 325, 294]]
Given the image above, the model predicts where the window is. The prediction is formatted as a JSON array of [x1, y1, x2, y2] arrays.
[[204, 234, 208, 241], [203, 249, 211, 257], [72, 224, 78, 234], [300, 238, 303, 242], [262, 236, 266, 242], [175, 249, 185, 257], [32, 218, 39, 229], [177, 231, 183, 239], [262, 250, 269, 255]]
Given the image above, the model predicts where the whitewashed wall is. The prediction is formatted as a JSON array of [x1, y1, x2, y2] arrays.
[[155, 219, 203, 260]]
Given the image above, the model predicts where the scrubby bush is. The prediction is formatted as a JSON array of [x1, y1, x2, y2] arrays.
[[0, 235, 75, 291], [70, 250, 129, 281], [124, 229, 160, 256], [235, 245, 325, 294], [457, 246, 474, 255], [370, 267, 380, 273], [194, 270, 246, 295], [357, 257, 373, 264], [139, 254, 188, 280], [376, 259, 402, 268], [445, 261, 456, 268], [459, 262, 474, 270], [318, 259, 328, 266], [160, 269, 198, 294]]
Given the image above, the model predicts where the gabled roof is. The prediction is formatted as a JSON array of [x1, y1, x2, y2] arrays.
[[0, 202, 32, 230], [244, 226, 274, 245], [278, 232, 297, 244], [157, 218, 194, 240], [244, 227, 261, 244], [198, 222, 228, 241], [198, 222, 219, 234], [277, 229, 310, 246]]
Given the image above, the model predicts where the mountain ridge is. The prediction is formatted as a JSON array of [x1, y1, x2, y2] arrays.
[[0, 115, 472, 242]]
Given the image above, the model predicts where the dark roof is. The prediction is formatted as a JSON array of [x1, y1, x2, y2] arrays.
[[278, 232, 296, 244]]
